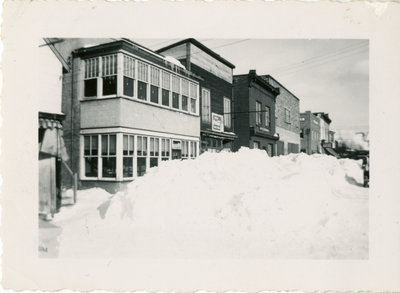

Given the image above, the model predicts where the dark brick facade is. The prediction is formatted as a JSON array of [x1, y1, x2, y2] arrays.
[[233, 71, 279, 156]]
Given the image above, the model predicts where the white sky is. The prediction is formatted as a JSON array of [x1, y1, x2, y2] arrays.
[[137, 39, 369, 133]]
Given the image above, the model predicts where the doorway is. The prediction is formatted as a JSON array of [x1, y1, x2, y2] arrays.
[[172, 149, 182, 160]]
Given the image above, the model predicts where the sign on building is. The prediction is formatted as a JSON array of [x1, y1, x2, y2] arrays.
[[212, 113, 224, 133]]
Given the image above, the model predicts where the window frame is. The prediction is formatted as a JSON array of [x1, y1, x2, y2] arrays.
[[265, 105, 271, 129], [256, 101, 262, 125], [223, 97, 231, 128], [201, 88, 211, 123]]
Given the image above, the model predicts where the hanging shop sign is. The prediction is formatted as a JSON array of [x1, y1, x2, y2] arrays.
[[211, 113, 224, 133]]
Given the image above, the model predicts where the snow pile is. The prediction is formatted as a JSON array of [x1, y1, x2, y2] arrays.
[[55, 149, 368, 259], [164, 56, 186, 69]]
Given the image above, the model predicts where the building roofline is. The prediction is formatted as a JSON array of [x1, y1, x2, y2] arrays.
[[262, 74, 300, 101], [156, 38, 236, 69], [73, 39, 202, 81], [235, 70, 280, 96]]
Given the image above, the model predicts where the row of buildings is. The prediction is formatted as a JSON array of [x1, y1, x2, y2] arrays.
[[39, 38, 335, 203]]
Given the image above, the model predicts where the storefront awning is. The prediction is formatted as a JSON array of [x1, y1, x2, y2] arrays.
[[201, 129, 238, 141], [39, 115, 69, 161]]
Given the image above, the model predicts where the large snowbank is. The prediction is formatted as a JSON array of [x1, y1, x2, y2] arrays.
[[54, 149, 368, 259]]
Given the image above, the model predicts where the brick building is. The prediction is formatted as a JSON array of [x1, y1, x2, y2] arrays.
[[233, 70, 280, 156], [157, 39, 237, 153], [261, 75, 300, 155], [58, 39, 201, 193], [300, 111, 321, 154]]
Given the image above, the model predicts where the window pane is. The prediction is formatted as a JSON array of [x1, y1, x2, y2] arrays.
[[84, 136, 91, 155], [166, 139, 170, 156], [123, 157, 133, 177], [182, 96, 188, 111], [84, 79, 97, 97], [124, 76, 134, 97], [162, 71, 170, 89], [150, 157, 158, 168], [91, 136, 98, 155], [85, 157, 98, 177], [138, 81, 147, 100], [172, 92, 179, 109], [162, 89, 170, 106], [150, 85, 159, 103], [103, 76, 117, 96], [109, 135, 116, 155], [102, 157, 116, 178], [155, 138, 159, 156], [137, 136, 142, 156], [190, 98, 196, 113], [123, 135, 128, 156], [129, 136, 134, 155], [143, 137, 147, 156], [150, 137, 155, 156], [137, 157, 147, 177], [102, 135, 108, 155]]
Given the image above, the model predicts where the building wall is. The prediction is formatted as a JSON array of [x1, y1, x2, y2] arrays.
[[300, 111, 320, 154], [232, 75, 250, 151], [190, 63, 233, 133], [262, 76, 300, 155], [248, 83, 276, 135], [80, 98, 200, 138]]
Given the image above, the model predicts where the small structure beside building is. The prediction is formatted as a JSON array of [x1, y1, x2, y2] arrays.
[[300, 111, 321, 154], [313, 112, 332, 153], [61, 39, 201, 193], [157, 38, 237, 153], [233, 70, 280, 156], [261, 75, 300, 155]]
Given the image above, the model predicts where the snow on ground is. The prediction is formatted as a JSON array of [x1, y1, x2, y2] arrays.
[[52, 148, 368, 259]]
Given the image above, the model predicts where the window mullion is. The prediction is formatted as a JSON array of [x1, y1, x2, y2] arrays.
[[98, 134, 102, 179], [117, 53, 123, 97]]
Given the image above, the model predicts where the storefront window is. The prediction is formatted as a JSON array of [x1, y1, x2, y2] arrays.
[[101, 134, 116, 178]]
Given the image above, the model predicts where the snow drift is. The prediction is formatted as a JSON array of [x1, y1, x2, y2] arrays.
[[54, 148, 368, 259]]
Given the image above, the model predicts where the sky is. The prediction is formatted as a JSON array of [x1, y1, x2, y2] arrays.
[[137, 39, 369, 133]]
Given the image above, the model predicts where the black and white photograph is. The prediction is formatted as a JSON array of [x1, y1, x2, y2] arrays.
[[2, 1, 400, 292], [38, 38, 369, 259]]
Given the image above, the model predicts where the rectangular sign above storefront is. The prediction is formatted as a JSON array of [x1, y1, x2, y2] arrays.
[[211, 113, 224, 133]]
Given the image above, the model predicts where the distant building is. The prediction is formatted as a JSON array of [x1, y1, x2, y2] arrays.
[[261, 75, 300, 155], [313, 112, 332, 153], [157, 38, 237, 153], [233, 70, 280, 156], [300, 111, 321, 154], [59, 39, 201, 193]]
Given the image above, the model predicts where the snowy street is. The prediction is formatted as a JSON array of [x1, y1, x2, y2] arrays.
[[39, 149, 368, 259]]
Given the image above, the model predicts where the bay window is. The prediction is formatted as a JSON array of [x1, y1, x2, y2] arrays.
[[149, 137, 160, 168], [102, 55, 117, 96], [84, 57, 99, 97], [162, 71, 171, 106], [101, 134, 116, 178], [138, 61, 148, 100], [182, 140, 189, 159], [172, 75, 180, 109], [189, 82, 198, 114], [150, 66, 160, 103], [84, 135, 98, 177], [123, 134, 134, 178], [161, 138, 170, 161], [137, 136, 147, 177], [123, 55, 135, 97], [182, 79, 189, 112]]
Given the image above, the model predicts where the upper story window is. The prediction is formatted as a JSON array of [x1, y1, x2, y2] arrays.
[[102, 55, 117, 96], [189, 82, 198, 114], [285, 108, 291, 123], [84, 58, 99, 97], [172, 75, 180, 109], [181, 79, 189, 112], [201, 88, 211, 123], [82, 53, 199, 115], [137, 61, 149, 101], [265, 106, 271, 129], [256, 101, 262, 125], [150, 66, 160, 104], [223, 97, 231, 128], [162, 71, 171, 107], [123, 55, 135, 97]]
